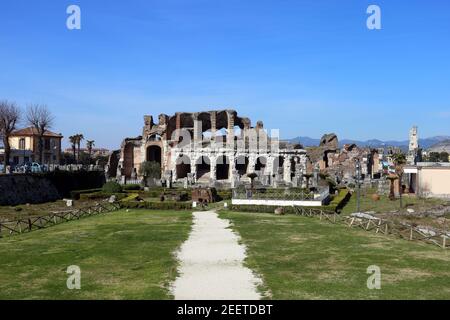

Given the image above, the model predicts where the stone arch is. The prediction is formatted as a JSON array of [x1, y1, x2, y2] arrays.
[[216, 155, 230, 180], [146, 145, 162, 167], [196, 156, 211, 181], [235, 156, 249, 176], [216, 111, 229, 130], [176, 155, 191, 179]]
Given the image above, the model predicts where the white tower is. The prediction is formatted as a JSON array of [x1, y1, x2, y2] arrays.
[[407, 126, 419, 164]]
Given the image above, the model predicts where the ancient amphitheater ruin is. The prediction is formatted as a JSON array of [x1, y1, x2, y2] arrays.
[[112, 109, 307, 188]]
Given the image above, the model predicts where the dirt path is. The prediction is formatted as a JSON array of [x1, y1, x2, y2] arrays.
[[171, 211, 262, 300]]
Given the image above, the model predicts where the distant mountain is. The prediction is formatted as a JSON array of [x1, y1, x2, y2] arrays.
[[288, 136, 450, 149], [428, 139, 450, 153]]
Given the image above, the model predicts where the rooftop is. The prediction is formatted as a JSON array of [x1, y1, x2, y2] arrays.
[[11, 127, 63, 138]]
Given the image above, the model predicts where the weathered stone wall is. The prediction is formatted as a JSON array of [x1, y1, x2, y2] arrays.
[[0, 175, 60, 206], [0, 171, 106, 206]]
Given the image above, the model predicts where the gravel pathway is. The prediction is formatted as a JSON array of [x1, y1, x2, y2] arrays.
[[171, 211, 262, 300]]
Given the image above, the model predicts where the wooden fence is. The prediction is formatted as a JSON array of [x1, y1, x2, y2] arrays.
[[0, 202, 122, 238], [293, 207, 449, 249]]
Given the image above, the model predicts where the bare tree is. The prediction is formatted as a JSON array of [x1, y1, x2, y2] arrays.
[[0, 100, 21, 173], [26, 104, 54, 164]]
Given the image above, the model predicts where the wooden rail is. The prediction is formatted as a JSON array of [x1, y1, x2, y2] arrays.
[[0, 202, 122, 238], [293, 206, 449, 249]]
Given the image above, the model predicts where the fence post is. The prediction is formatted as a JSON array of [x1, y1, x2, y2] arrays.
[[28, 219, 32, 231], [410, 227, 413, 241], [443, 236, 447, 249]]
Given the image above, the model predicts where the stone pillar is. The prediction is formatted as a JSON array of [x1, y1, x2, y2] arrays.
[[229, 156, 235, 182], [193, 113, 202, 150], [284, 156, 292, 183], [175, 113, 181, 143], [210, 157, 217, 182], [227, 111, 235, 149], [210, 111, 217, 144]]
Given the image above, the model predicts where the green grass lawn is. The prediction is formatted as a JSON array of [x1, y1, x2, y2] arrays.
[[220, 211, 450, 300], [0, 209, 192, 300]]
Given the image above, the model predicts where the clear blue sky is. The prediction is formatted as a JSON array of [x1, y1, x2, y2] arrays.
[[1, 0, 449, 149]]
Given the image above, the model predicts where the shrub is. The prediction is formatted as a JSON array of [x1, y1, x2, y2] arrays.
[[121, 200, 192, 211], [139, 161, 161, 180], [70, 188, 102, 200], [79, 192, 128, 201], [102, 181, 123, 193], [120, 193, 140, 202], [122, 184, 141, 191]]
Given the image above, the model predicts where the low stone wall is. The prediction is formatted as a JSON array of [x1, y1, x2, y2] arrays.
[[0, 171, 106, 206]]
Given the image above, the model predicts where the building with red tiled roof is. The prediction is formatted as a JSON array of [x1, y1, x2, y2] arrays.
[[0, 127, 63, 166]]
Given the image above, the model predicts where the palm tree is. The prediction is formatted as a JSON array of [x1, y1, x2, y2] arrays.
[[86, 140, 95, 161], [75, 134, 84, 163], [68, 135, 77, 163]]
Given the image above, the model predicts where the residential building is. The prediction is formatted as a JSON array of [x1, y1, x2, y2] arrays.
[[0, 127, 63, 166]]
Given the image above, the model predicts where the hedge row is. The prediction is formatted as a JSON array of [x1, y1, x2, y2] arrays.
[[120, 193, 140, 202], [120, 200, 192, 210], [70, 188, 102, 200], [79, 192, 128, 201], [329, 189, 352, 212]]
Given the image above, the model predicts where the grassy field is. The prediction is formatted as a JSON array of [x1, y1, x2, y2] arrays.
[[0, 209, 192, 300], [0, 199, 106, 221], [220, 211, 450, 300], [341, 189, 450, 229]]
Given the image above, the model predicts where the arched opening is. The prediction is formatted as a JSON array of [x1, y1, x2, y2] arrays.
[[255, 156, 267, 173], [273, 156, 285, 175], [216, 155, 230, 180], [147, 134, 162, 142], [196, 156, 211, 181], [235, 156, 249, 176], [176, 155, 191, 179], [147, 145, 162, 166], [123, 143, 134, 177]]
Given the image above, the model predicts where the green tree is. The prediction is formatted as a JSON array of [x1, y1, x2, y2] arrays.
[[439, 152, 449, 163], [246, 172, 258, 191], [428, 152, 440, 162], [139, 161, 161, 187]]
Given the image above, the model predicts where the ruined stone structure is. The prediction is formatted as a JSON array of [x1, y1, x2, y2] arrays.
[[306, 133, 384, 186], [115, 110, 307, 187]]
